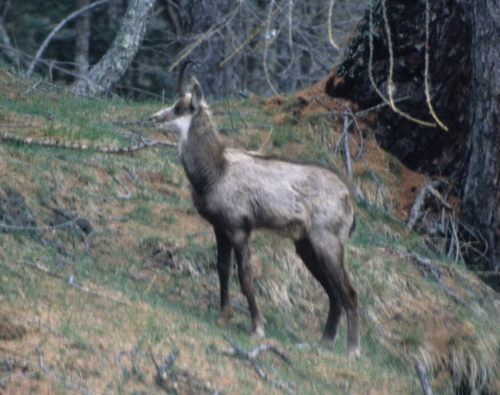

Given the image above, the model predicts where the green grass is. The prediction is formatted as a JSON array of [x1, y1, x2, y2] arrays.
[[0, 67, 498, 395]]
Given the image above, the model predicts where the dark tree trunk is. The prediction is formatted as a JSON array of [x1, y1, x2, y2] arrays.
[[72, 0, 156, 97], [326, 0, 500, 272], [460, 0, 500, 272], [74, 0, 90, 77], [326, 0, 472, 177]]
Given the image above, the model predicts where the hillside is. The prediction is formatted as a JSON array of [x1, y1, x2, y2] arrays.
[[0, 68, 499, 395]]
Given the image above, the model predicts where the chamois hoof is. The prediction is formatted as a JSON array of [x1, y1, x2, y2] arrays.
[[216, 308, 234, 328], [251, 326, 265, 338], [251, 320, 265, 338], [348, 347, 361, 359]]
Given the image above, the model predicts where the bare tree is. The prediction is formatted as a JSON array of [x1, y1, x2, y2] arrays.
[[74, 0, 90, 77], [71, 0, 156, 96]]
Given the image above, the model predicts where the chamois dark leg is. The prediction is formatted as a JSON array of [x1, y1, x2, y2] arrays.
[[233, 232, 264, 337], [214, 228, 234, 328], [319, 240, 360, 358], [335, 253, 360, 358], [295, 238, 343, 347]]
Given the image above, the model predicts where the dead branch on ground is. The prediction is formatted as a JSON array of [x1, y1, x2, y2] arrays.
[[415, 360, 434, 395], [26, 318, 104, 375], [69, 274, 130, 306], [148, 344, 179, 382], [16, 260, 130, 306], [0, 132, 177, 153], [217, 335, 296, 395], [0, 371, 38, 388], [36, 347, 99, 395]]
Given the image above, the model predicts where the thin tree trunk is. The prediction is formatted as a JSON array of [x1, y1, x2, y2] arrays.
[[74, 0, 90, 77], [460, 0, 500, 272], [72, 0, 156, 97]]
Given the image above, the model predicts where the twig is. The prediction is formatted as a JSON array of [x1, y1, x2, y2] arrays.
[[16, 260, 129, 306], [148, 344, 179, 382], [0, 214, 81, 232], [69, 274, 130, 306], [36, 347, 99, 395], [342, 107, 353, 178], [113, 176, 131, 200], [20, 79, 44, 97], [85, 230, 99, 257], [0, 372, 38, 387], [415, 360, 433, 395], [115, 350, 130, 382], [27, 318, 104, 375], [17, 260, 65, 280], [423, 0, 447, 131], [0, 132, 177, 153], [342, 104, 363, 160], [263, 0, 281, 97], [218, 124, 273, 134], [168, 5, 239, 72], [368, 1, 436, 128], [405, 252, 468, 307], [220, 335, 295, 395], [327, 0, 340, 50], [131, 337, 147, 383], [406, 183, 429, 232]]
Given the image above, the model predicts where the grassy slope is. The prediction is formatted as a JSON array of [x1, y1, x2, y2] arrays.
[[0, 68, 499, 395]]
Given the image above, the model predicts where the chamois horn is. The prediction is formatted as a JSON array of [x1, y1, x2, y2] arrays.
[[177, 60, 196, 98]]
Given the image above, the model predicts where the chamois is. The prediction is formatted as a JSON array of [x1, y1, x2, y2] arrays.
[[150, 65, 360, 357]]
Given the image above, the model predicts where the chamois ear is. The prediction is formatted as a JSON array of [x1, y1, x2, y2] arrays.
[[191, 77, 204, 110]]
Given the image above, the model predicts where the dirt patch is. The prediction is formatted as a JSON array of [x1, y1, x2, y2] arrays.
[[0, 312, 26, 341]]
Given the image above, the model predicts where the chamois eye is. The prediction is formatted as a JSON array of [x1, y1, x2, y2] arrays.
[[174, 105, 181, 115]]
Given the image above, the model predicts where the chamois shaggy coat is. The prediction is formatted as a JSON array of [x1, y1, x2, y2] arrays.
[[150, 76, 360, 357]]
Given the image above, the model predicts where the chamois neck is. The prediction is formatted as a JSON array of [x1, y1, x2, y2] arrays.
[[180, 109, 226, 196]]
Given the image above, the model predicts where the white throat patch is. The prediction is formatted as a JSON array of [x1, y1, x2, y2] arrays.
[[174, 114, 193, 154]]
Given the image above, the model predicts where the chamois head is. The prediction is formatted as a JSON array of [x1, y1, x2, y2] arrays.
[[149, 77, 205, 135], [149, 61, 206, 137]]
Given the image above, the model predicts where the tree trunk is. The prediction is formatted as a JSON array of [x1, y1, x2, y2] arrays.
[[74, 0, 90, 77], [326, 0, 500, 272], [326, 0, 472, 177], [460, 0, 500, 271], [72, 0, 156, 97]]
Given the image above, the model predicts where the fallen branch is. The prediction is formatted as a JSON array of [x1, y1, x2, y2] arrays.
[[131, 337, 147, 383], [69, 274, 130, 306], [149, 344, 179, 382], [0, 372, 38, 388], [16, 260, 129, 306], [115, 350, 131, 383], [342, 108, 353, 178], [405, 252, 468, 307], [219, 335, 295, 395], [36, 347, 99, 395], [27, 318, 104, 375], [0, 132, 177, 153], [113, 176, 131, 200], [0, 214, 82, 232], [415, 360, 433, 395]]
